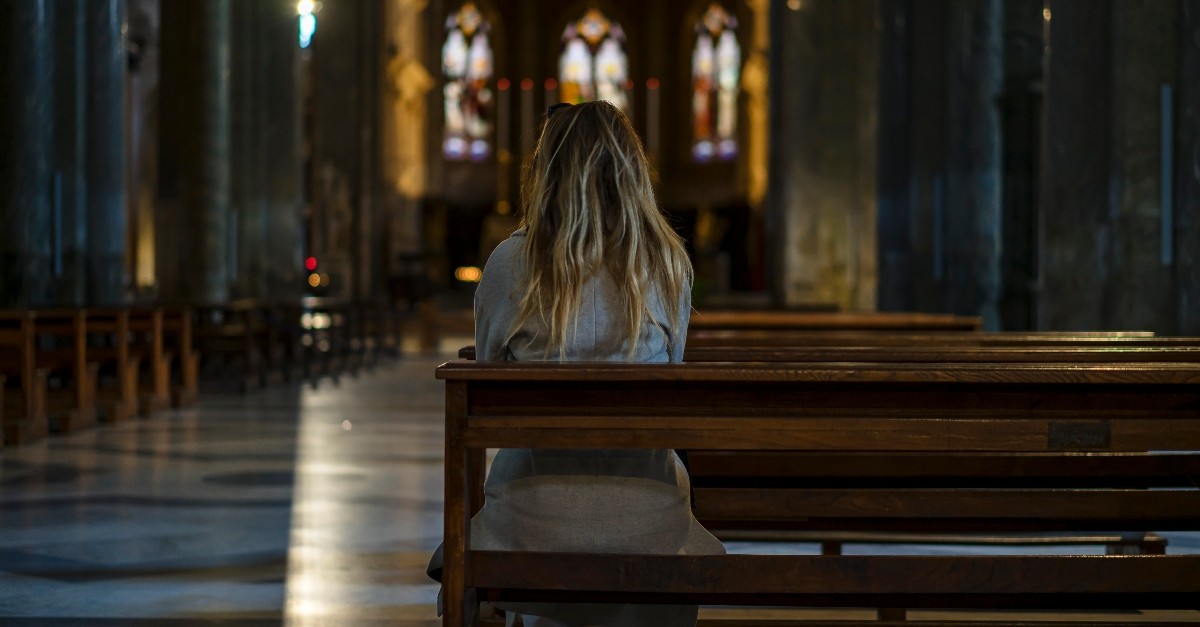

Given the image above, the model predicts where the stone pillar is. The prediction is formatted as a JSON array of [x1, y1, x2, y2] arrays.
[[356, 0, 384, 302], [52, 0, 89, 305], [157, 0, 231, 304], [997, 0, 1044, 330], [1179, 0, 1200, 334], [767, 0, 877, 310], [943, 0, 1003, 328], [264, 0, 305, 303], [1038, 0, 1113, 330], [1108, 0, 1180, 332], [230, 0, 267, 300], [876, 0, 914, 312], [310, 0, 362, 301], [126, 0, 161, 299], [0, 1, 53, 307], [906, 0, 950, 312], [85, 0, 129, 305], [198, 0, 232, 304]]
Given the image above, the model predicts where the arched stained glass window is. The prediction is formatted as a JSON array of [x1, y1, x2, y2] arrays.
[[692, 3, 740, 162], [559, 8, 629, 111], [443, 2, 493, 161]]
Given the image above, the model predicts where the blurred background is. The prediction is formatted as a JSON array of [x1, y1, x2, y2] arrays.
[[1, 0, 1197, 334]]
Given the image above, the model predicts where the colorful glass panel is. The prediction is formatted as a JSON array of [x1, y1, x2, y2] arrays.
[[692, 3, 740, 162], [443, 2, 493, 161], [558, 8, 629, 111]]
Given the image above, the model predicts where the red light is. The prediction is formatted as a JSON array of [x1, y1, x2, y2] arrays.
[[305, 257, 317, 271], [646, 77, 660, 90], [544, 78, 558, 90], [497, 77, 510, 91], [520, 78, 534, 91]]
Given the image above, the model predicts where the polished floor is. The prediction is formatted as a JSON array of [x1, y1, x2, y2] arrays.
[[1, 349, 1198, 626]]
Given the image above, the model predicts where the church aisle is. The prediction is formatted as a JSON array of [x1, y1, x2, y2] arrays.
[[0, 355, 448, 626]]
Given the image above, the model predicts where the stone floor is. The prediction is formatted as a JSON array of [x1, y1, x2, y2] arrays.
[[1, 349, 1197, 626]]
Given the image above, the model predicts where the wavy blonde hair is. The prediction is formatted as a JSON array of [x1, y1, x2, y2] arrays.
[[509, 100, 692, 359]]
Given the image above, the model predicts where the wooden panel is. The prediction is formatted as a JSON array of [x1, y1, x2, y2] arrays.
[[439, 360, 1200, 383], [469, 552, 1200, 606], [686, 331, 1200, 348], [687, 311, 983, 331], [686, 451, 1200, 484], [683, 346, 1200, 362], [691, 488, 1200, 528]]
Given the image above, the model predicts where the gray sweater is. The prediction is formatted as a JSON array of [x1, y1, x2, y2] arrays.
[[468, 232, 723, 627]]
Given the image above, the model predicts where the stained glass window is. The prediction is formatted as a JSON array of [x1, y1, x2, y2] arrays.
[[692, 3, 740, 162], [443, 2, 493, 161], [559, 8, 629, 111]]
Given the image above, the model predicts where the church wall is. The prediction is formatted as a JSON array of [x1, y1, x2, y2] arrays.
[[1179, 1, 1200, 334], [1108, 0, 1180, 332], [768, 0, 878, 311], [877, 0, 1003, 327], [997, 0, 1043, 330], [1039, 0, 1198, 334]]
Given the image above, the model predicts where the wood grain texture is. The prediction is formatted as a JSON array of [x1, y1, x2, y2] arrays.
[[469, 552, 1200, 602], [687, 311, 983, 331]]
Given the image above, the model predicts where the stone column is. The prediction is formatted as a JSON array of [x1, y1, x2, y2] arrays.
[[85, 0, 129, 305], [997, 0, 1044, 330], [876, 0, 914, 312], [356, 0, 384, 302], [0, 1, 53, 307], [230, 0, 267, 300], [943, 0, 1003, 328], [157, 0, 231, 304], [1038, 0, 1114, 330], [126, 0, 161, 299], [1179, 0, 1200, 334], [767, 0, 877, 310], [53, 0, 89, 305], [310, 0, 363, 301], [197, 0, 233, 304], [264, 0, 305, 303], [1108, 0, 1180, 332]]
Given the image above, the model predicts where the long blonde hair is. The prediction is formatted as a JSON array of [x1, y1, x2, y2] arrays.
[[509, 100, 692, 358]]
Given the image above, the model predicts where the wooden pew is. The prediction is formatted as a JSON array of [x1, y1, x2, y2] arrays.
[[192, 299, 266, 392], [161, 307, 199, 407], [0, 311, 49, 444], [81, 308, 140, 423], [299, 297, 359, 382], [437, 361, 1200, 626], [686, 329, 1164, 347], [90, 307, 172, 417], [0, 309, 98, 436], [689, 310, 983, 332]]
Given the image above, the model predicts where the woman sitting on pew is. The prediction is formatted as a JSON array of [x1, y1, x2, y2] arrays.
[[429, 101, 723, 626]]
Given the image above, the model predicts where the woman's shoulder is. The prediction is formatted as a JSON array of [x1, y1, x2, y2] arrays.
[[485, 230, 525, 267]]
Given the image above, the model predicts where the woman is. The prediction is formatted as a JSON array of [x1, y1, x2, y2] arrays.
[[443, 101, 724, 627]]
